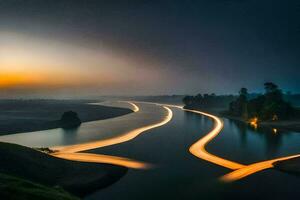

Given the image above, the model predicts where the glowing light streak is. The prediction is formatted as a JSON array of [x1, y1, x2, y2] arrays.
[[52, 152, 152, 169], [141, 102, 300, 182], [185, 109, 245, 170], [51, 102, 173, 169], [220, 154, 300, 182], [182, 107, 300, 182]]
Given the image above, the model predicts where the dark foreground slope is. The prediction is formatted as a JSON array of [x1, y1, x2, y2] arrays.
[[0, 100, 132, 135], [0, 173, 79, 200], [0, 142, 127, 197]]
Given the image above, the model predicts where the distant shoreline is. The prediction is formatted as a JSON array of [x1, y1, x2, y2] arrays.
[[0, 100, 133, 135], [183, 105, 300, 133], [222, 114, 300, 133]]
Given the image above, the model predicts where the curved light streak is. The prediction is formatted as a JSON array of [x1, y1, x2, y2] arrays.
[[141, 102, 300, 182], [52, 106, 172, 153], [139, 102, 245, 170], [220, 154, 300, 182], [185, 109, 245, 170], [51, 103, 173, 169], [182, 107, 300, 182], [52, 152, 152, 169], [124, 101, 139, 112]]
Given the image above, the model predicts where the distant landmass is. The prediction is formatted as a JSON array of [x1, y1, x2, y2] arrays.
[[0, 100, 132, 135]]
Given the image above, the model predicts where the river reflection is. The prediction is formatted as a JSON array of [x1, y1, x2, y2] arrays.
[[87, 106, 300, 200], [230, 120, 283, 157], [208, 118, 300, 164], [184, 111, 212, 130], [0, 102, 167, 148]]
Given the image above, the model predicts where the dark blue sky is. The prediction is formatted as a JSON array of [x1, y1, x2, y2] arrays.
[[0, 0, 299, 96]]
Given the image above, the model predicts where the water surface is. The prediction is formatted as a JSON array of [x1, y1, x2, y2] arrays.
[[0, 102, 166, 147], [85, 106, 300, 200], [1, 102, 299, 200]]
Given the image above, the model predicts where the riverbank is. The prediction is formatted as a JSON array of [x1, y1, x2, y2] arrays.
[[0, 99, 132, 135], [0, 142, 127, 198], [183, 104, 300, 132], [221, 114, 300, 132], [274, 157, 300, 175]]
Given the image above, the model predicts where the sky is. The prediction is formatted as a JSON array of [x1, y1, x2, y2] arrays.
[[0, 0, 299, 98]]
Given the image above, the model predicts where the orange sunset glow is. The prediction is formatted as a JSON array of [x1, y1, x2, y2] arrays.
[[0, 31, 166, 96]]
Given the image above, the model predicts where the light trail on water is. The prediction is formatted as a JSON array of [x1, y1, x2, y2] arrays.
[[50, 102, 173, 169], [50, 100, 299, 181], [181, 106, 300, 182], [145, 102, 300, 182]]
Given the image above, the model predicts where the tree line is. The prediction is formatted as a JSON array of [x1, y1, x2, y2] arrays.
[[182, 82, 296, 121], [183, 93, 236, 110], [228, 82, 294, 121]]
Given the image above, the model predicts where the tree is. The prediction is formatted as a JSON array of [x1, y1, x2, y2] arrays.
[[261, 82, 285, 120], [229, 88, 248, 118], [60, 111, 81, 129], [239, 88, 248, 97], [239, 88, 248, 119], [182, 96, 195, 107], [228, 82, 294, 121], [264, 82, 278, 94]]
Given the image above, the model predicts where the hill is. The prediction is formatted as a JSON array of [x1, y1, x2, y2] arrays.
[[0, 142, 127, 197]]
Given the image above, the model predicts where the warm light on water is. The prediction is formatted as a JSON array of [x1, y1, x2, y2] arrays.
[[53, 152, 152, 169], [51, 102, 173, 169], [180, 107, 300, 182], [220, 154, 300, 182], [249, 117, 258, 129], [186, 109, 245, 170], [23, 100, 298, 181]]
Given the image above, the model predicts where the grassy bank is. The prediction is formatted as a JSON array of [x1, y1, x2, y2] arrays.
[[0, 99, 132, 135], [0, 173, 79, 200], [0, 142, 127, 197]]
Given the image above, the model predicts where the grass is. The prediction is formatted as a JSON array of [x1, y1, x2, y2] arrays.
[[0, 173, 79, 200], [0, 142, 127, 197]]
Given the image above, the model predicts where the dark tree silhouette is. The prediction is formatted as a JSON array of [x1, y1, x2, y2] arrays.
[[183, 94, 236, 110], [228, 82, 294, 121], [60, 111, 81, 129], [264, 82, 279, 93], [229, 87, 248, 118]]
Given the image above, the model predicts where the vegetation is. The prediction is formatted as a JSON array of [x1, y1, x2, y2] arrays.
[[182, 82, 299, 131], [228, 82, 294, 121], [0, 142, 127, 197], [59, 111, 81, 129], [183, 94, 236, 111], [0, 173, 79, 200]]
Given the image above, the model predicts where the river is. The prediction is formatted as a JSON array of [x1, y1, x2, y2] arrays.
[[0, 102, 299, 200]]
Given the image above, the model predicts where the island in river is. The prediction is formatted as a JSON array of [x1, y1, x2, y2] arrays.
[[0, 99, 132, 135]]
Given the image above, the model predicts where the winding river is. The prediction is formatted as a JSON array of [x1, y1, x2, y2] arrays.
[[0, 101, 300, 200]]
